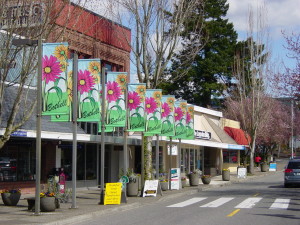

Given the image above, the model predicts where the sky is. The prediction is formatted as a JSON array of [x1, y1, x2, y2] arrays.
[[226, 0, 300, 68]]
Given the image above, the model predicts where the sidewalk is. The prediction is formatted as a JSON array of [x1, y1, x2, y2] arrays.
[[0, 159, 287, 225]]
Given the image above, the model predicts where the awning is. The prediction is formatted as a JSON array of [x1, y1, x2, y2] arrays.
[[224, 127, 250, 145]]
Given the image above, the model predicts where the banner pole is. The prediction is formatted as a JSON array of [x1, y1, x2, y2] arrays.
[[71, 53, 78, 209], [155, 134, 159, 179], [169, 137, 172, 190], [100, 67, 106, 203]]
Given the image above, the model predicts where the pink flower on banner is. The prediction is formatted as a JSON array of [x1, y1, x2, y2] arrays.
[[174, 107, 183, 121], [106, 81, 121, 103], [42, 55, 62, 84], [161, 102, 170, 118], [77, 70, 95, 94], [145, 97, 157, 114], [186, 112, 191, 123], [128, 91, 141, 110]]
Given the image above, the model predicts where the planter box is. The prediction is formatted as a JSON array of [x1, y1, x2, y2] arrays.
[[261, 164, 269, 172], [222, 170, 230, 181], [201, 177, 211, 184], [160, 182, 168, 191], [127, 180, 139, 196], [1, 192, 21, 206], [189, 174, 199, 186]]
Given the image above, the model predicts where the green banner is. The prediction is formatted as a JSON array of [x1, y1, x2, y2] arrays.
[[77, 59, 101, 122], [144, 89, 162, 136], [173, 101, 187, 139], [42, 43, 69, 116], [160, 95, 175, 137], [127, 83, 146, 132], [106, 72, 127, 128], [51, 59, 73, 122], [185, 105, 195, 140]]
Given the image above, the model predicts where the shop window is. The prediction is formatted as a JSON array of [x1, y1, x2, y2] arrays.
[[223, 150, 238, 163]]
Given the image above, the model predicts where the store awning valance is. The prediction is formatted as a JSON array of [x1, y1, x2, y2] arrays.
[[224, 127, 250, 145]]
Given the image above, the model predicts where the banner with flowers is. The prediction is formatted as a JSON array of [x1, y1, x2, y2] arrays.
[[127, 83, 146, 132], [144, 89, 162, 136], [77, 59, 101, 122], [160, 95, 175, 137], [42, 43, 69, 116], [105, 72, 127, 128], [173, 101, 187, 139], [51, 59, 73, 122], [185, 104, 195, 140]]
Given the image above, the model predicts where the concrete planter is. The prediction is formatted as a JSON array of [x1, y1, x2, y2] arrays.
[[222, 170, 230, 181], [189, 174, 199, 186], [1, 192, 21, 206], [261, 163, 269, 172], [127, 180, 139, 196], [160, 182, 168, 191]]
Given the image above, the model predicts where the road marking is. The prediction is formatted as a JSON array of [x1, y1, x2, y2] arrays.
[[227, 209, 240, 217], [270, 199, 290, 210], [235, 197, 262, 208], [200, 197, 234, 208], [167, 197, 207, 207], [253, 193, 260, 197]]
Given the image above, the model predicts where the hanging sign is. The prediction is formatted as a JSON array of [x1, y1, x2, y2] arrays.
[[142, 180, 159, 197], [104, 183, 122, 205], [127, 83, 146, 132], [167, 145, 178, 155]]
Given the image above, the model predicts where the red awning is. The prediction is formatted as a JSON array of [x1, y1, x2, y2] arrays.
[[224, 127, 250, 145]]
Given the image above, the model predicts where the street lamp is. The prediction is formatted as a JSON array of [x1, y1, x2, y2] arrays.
[[12, 37, 42, 215]]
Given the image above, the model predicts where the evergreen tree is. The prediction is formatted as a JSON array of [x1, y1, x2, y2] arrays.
[[160, 0, 237, 108]]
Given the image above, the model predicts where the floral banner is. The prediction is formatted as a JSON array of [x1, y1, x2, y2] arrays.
[[127, 83, 146, 132], [173, 101, 187, 139], [144, 89, 162, 136], [185, 104, 195, 140], [160, 95, 175, 137], [77, 59, 101, 122], [51, 59, 73, 122], [42, 43, 69, 116], [105, 72, 127, 128]]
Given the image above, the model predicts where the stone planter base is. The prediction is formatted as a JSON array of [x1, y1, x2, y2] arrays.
[[201, 177, 211, 184], [160, 182, 168, 191], [189, 174, 199, 186], [1, 193, 21, 206], [26, 197, 59, 212], [222, 170, 230, 181], [261, 164, 269, 172], [127, 181, 139, 196]]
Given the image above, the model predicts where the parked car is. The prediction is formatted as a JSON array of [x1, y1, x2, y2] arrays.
[[0, 157, 17, 181], [284, 159, 300, 188]]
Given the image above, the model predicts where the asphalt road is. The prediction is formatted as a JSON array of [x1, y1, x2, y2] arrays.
[[73, 172, 300, 225]]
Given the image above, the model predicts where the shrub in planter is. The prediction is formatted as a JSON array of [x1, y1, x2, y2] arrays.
[[0, 189, 21, 206]]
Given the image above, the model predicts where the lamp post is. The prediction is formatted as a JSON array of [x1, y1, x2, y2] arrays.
[[12, 37, 41, 215], [291, 99, 294, 159]]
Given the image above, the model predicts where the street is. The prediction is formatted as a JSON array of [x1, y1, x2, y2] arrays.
[[74, 172, 300, 225]]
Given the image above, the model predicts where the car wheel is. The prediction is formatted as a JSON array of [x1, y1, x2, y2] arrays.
[[284, 183, 290, 188]]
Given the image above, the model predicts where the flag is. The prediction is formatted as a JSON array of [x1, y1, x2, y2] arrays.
[[185, 104, 195, 140], [144, 89, 162, 136], [42, 42, 69, 116], [173, 101, 187, 139], [161, 95, 175, 137], [77, 59, 101, 122], [127, 83, 146, 132], [105, 72, 127, 128]]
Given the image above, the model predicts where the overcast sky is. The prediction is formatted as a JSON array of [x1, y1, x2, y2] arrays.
[[227, 0, 300, 67]]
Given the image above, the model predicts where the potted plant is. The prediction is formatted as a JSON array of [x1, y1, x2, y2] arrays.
[[189, 169, 201, 186], [181, 176, 187, 188], [159, 178, 168, 191], [260, 162, 269, 172], [120, 168, 139, 196], [0, 189, 21, 206], [201, 175, 211, 184], [39, 191, 57, 212], [222, 168, 230, 181]]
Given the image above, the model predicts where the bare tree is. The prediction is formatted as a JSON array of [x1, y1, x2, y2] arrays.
[[224, 4, 271, 174], [0, 0, 89, 149], [101, 0, 205, 179]]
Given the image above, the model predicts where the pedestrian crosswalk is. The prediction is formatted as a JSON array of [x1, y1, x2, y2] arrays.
[[167, 197, 292, 210]]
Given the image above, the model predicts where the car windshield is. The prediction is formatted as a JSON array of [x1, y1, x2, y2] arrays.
[[287, 162, 300, 169]]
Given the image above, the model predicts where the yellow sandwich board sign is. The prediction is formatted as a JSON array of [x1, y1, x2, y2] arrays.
[[104, 183, 122, 205]]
